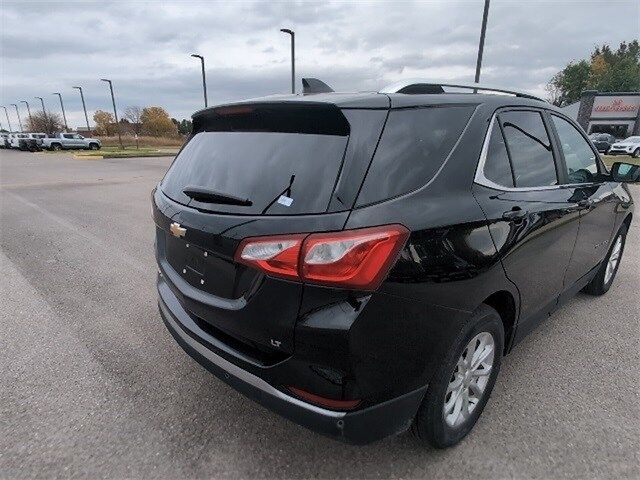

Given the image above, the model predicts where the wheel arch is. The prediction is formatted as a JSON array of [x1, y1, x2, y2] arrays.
[[481, 290, 517, 355]]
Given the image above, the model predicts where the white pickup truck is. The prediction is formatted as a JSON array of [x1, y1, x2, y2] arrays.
[[10, 133, 47, 151], [41, 133, 101, 151]]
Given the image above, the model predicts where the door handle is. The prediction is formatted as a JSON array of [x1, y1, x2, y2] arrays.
[[502, 207, 528, 221]]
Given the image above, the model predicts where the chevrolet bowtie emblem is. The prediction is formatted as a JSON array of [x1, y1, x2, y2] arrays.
[[170, 222, 186, 238]]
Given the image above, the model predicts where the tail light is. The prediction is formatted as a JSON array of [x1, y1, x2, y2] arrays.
[[235, 225, 409, 290], [236, 234, 305, 281]]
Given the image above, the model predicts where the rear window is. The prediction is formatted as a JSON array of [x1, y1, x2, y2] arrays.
[[356, 105, 474, 206], [161, 104, 350, 215]]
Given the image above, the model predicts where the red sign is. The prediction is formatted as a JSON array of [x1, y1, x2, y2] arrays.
[[593, 98, 639, 114]]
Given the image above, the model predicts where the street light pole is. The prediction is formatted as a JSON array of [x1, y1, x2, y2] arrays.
[[53, 93, 68, 131], [20, 101, 33, 129], [34, 97, 47, 133], [35, 96, 46, 114], [474, 0, 490, 85], [1, 106, 12, 132], [10, 104, 23, 132], [190, 54, 208, 108], [73, 86, 91, 131], [280, 28, 295, 94], [100, 78, 123, 149]]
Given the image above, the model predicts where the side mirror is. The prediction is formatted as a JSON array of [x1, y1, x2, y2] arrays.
[[611, 162, 640, 183]]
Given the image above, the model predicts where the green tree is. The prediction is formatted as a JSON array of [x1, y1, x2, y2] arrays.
[[178, 119, 192, 135], [547, 40, 640, 106]]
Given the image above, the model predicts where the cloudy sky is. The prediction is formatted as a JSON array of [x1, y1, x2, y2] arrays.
[[1, 0, 638, 130]]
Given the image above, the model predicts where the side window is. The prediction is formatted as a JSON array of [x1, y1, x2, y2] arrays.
[[551, 115, 598, 183], [356, 105, 475, 206], [63, 134, 74, 139], [483, 119, 514, 187], [500, 111, 557, 187]]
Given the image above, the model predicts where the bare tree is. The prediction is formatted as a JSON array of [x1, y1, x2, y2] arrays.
[[124, 106, 143, 134], [25, 110, 64, 135]]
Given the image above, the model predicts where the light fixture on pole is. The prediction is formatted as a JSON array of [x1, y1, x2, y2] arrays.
[[20, 100, 33, 129], [10, 104, 23, 132], [280, 29, 295, 94], [190, 54, 208, 108], [35, 96, 46, 114], [52, 93, 68, 131], [1, 106, 12, 132], [100, 78, 123, 149], [72, 86, 91, 131]]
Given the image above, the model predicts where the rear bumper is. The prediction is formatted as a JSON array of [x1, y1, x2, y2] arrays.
[[157, 274, 427, 444]]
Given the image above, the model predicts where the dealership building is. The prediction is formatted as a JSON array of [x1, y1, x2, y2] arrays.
[[562, 91, 640, 138]]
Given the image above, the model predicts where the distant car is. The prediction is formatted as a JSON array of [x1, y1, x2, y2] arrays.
[[588, 133, 616, 153], [0, 133, 9, 148], [41, 133, 101, 151], [9, 133, 28, 149], [10, 133, 46, 151], [608, 136, 640, 158]]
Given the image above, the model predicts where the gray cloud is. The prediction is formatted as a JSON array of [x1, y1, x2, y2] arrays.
[[1, 0, 638, 130]]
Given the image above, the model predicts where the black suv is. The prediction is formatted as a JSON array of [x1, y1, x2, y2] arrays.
[[153, 81, 638, 448]]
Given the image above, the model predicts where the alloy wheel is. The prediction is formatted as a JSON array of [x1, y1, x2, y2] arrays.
[[604, 235, 623, 285], [444, 332, 495, 428]]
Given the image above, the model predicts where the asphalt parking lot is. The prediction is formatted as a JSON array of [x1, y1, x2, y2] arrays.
[[1, 149, 638, 479]]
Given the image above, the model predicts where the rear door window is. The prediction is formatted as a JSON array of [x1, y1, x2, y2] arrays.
[[499, 111, 557, 187], [356, 105, 474, 206], [483, 119, 514, 188], [160, 104, 350, 215]]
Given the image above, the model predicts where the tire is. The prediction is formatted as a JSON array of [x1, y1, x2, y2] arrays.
[[89, 143, 99, 150], [633, 148, 640, 159], [412, 304, 504, 448], [582, 225, 627, 295], [50, 143, 62, 151]]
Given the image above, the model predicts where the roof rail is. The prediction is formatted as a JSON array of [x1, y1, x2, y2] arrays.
[[379, 79, 547, 102]]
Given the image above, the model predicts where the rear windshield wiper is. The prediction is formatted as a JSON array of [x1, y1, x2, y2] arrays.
[[183, 186, 253, 206]]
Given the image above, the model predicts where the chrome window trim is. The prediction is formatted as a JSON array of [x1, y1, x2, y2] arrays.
[[474, 111, 563, 192]]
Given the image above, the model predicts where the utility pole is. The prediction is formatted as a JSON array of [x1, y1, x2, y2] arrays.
[[100, 78, 123, 149], [20, 100, 33, 129], [53, 93, 68, 131], [1, 106, 12, 132], [10, 104, 23, 132], [280, 29, 295, 94], [73, 86, 91, 131], [474, 0, 491, 85], [190, 54, 208, 108]]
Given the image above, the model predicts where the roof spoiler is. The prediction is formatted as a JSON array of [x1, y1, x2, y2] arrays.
[[302, 78, 335, 95]]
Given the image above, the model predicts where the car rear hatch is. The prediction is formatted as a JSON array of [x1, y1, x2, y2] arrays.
[[154, 101, 385, 363]]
